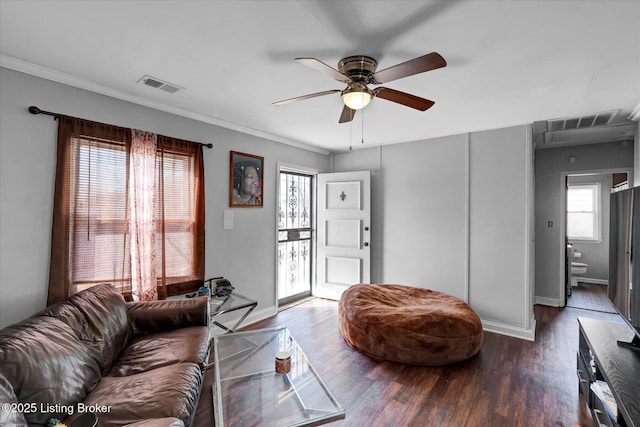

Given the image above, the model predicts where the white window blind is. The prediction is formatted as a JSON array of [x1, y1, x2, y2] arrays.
[[69, 136, 198, 290]]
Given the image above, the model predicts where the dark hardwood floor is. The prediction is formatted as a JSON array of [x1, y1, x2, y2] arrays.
[[566, 283, 617, 313], [194, 299, 625, 427]]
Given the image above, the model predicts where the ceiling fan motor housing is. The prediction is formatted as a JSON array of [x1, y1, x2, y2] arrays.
[[338, 55, 378, 83]]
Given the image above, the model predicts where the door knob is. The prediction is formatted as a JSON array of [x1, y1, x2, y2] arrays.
[[364, 242, 370, 247]]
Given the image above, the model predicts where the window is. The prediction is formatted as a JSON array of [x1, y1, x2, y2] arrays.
[[72, 137, 130, 288], [155, 150, 200, 280], [71, 138, 197, 288], [48, 116, 204, 305], [567, 183, 600, 241]]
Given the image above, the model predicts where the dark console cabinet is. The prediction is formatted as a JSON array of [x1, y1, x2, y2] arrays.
[[577, 317, 640, 427]]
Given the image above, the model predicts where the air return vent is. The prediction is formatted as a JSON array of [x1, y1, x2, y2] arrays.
[[137, 75, 184, 94], [534, 108, 635, 149], [547, 110, 618, 132]]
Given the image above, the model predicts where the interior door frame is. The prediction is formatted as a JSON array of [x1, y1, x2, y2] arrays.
[[558, 166, 633, 307]]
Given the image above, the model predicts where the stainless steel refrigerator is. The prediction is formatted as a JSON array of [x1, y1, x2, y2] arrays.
[[609, 186, 640, 345]]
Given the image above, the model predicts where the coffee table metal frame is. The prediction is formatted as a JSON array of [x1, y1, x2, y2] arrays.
[[211, 326, 345, 427], [209, 292, 257, 333]]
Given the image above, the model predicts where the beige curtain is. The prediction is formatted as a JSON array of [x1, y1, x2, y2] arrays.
[[129, 130, 158, 301]]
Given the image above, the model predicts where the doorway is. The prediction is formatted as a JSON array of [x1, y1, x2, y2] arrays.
[[562, 169, 631, 311], [277, 169, 314, 305], [275, 167, 373, 305], [315, 171, 371, 300]]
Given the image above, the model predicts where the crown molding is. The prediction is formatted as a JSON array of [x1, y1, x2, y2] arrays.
[[0, 55, 330, 155]]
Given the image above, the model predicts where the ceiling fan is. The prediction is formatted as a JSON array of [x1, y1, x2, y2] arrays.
[[273, 52, 446, 123]]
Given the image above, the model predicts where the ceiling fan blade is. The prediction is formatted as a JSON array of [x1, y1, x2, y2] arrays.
[[273, 89, 341, 106], [339, 105, 356, 123], [372, 52, 446, 84], [374, 87, 435, 111], [295, 58, 351, 84]]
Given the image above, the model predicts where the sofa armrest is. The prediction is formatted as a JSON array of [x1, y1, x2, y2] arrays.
[[0, 373, 27, 427], [127, 297, 209, 335]]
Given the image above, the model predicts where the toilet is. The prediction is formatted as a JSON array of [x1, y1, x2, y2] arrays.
[[568, 245, 588, 287], [571, 261, 588, 287]]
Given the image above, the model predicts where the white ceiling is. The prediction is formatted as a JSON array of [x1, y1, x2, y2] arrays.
[[1, 0, 639, 153]]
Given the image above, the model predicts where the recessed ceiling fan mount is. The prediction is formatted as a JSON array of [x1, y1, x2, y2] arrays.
[[338, 55, 378, 80], [273, 52, 446, 123]]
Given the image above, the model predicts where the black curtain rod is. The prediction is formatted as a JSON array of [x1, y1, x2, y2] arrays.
[[28, 106, 213, 149]]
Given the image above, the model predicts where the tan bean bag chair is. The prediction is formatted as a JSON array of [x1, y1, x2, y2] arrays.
[[338, 284, 483, 366]]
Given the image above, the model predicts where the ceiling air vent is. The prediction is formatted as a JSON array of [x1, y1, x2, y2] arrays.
[[547, 110, 618, 132], [137, 75, 184, 94], [534, 109, 635, 149]]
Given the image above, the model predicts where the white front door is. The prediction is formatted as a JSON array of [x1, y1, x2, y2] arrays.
[[316, 171, 371, 300]]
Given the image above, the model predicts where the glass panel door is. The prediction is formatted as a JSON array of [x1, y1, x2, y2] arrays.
[[277, 171, 313, 303]]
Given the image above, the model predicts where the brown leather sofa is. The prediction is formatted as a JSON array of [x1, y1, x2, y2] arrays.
[[0, 284, 211, 427]]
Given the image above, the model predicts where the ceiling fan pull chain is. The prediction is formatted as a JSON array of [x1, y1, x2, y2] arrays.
[[361, 109, 365, 145], [349, 119, 353, 151]]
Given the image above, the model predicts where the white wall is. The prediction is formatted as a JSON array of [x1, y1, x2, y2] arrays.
[[335, 125, 535, 340], [381, 135, 469, 300], [0, 68, 330, 328], [469, 126, 534, 337]]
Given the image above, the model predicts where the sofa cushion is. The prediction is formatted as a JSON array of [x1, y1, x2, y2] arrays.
[[0, 316, 102, 424], [127, 297, 209, 335], [65, 363, 203, 427], [42, 284, 131, 374], [125, 418, 185, 427], [109, 326, 210, 376]]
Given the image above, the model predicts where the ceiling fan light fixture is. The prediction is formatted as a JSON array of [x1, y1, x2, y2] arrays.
[[342, 83, 372, 110]]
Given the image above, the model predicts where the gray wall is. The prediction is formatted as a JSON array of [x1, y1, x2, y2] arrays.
[[0, 68, 330, 328], [534, 141, 634, 306], [567, 173, 613, 284], [469, 126, 533, 332], [334, 125, 536, 340], [335, 135, 469, 300]]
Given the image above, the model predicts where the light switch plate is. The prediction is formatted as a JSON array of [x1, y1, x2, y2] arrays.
[[224, 210, 234, 229]]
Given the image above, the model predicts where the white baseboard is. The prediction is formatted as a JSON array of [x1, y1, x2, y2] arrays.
[[575, 277, 608, 286], [535, 296, 562, 307], [244, 306, 277, 325], [481, 318, 536, 341]]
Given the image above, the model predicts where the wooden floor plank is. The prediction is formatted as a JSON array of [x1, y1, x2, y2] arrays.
[[194, 299, 624, 427], [566, 283, 617, 313]]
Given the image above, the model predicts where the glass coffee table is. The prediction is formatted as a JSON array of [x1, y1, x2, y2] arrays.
[[212, 327, 345, 426]]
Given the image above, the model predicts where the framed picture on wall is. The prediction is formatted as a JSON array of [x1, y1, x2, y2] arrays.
[[229, 151, 264, 207]]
